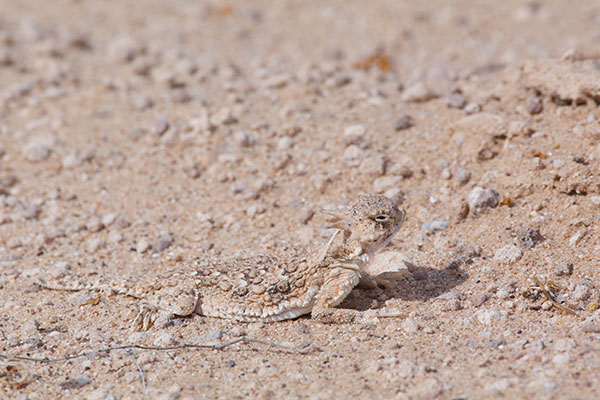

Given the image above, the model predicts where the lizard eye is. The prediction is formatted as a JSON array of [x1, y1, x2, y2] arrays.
[[374, 214, 389, 222]]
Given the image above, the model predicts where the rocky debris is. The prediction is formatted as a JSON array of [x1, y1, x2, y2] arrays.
[[527, 96, 544, 114], [365, 251, 413, 281], [136, 238, 151, 254], [472, 309, 508, 325], [570, 284, 591, 302], [455, 167, 471, 185], [298, 207, 314, 224], [23, 133, 56, 162], [401, 81, 438, 102], [154, 232, 174, 253], [86, 216, 104, 232], [401, 318, 420, 333], [519, 227, 544, 248], [472, 292, 488, 307], [394, 116, 414, 131], [468, 187, 500, 215], [445, 94, 467, 109], [62, 150, 94, 168], [521, 60, 600, 105], [342, 124, 367, 146], [493, 244, 523, 265], [421, 219, 448, 234], [0, 172, 17, 194], [580, 311, 600, 333], [554, 262, 574, 276]]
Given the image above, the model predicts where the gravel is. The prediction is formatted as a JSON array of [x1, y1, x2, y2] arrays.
[[468, 187, 500, 214], [493, 244, 523, 265]]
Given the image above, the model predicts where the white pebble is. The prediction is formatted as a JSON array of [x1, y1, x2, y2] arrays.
[[493, 244, 523, 265]]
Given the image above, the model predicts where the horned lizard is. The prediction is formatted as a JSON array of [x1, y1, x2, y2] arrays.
[[37, 194, 407, 330]]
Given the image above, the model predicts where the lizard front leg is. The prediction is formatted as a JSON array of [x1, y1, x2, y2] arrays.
[[311, 268, 371, 323]]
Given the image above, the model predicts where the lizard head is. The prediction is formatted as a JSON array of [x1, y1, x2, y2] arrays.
[[322, 194, 405, 255]]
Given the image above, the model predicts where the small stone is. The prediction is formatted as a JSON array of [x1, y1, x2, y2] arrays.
[[445, 94, 467, 109], [154, 332, 176, 347], [136, 238, 150, 253], [211, 107, 237, 126], [342, 124, 366, 146], [86, 216, 104, 232], [401, 318, 420, 333], [468, 187, 500, 215], [519, 228, 544, 249], [365, 251, 413, 279], [569, 229, 586, 247], [472, 292, 488, 307], [590, 196, 600, 205], [394, 116, 414, 131], [571, 284, 591, 302], [493, 244, 523, 265], [277, 137, 294, 150], [108, 231, 124, 243], [554, 262, 573, 276], [102, 213, 117, 227], [464, 103, 481, 114], [455, 167, 471, 185], [74, 376, 91, 387], [446, 298, 462, 311], [421, 219, 449, 234], [472, 309, 507, 325], [527, 97, 543, 115], [24, 138, 53, 162], [384, 188, 405, 205], [154, 117, 169, 136], [342, 145, 364, 167], [401, 81, 438, 102], [225, 360, 236, 368], [298, 208, 314, 224], [233, 131, 253, 148], [581, 312, 600, 333], [154, 233, 173, 253], [552, 352, 571, 366], [6, 236, 22, 249], [496, 288, 510, 300], [440, 167, 452, 180], [86, 237, 106, 253]]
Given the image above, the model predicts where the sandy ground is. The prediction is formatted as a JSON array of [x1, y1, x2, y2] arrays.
[[1, 1, 600, 399]]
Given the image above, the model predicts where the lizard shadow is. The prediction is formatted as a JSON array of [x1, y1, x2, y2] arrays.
[[342, 261, 470, 311]]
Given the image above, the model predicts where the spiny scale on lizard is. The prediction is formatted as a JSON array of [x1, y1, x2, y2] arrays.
[[36, 194, 407, 330]]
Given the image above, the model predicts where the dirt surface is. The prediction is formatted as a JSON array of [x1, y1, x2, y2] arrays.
[[1, 1, 600, 399]]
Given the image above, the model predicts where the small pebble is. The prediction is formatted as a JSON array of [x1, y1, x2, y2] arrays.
[[394, 116, 414, 131], [102, 213, 117, 227], [154, 332, 176, 346], [421, 219, 449, 234], [74, 375, 91, 387], [154, 117, 169, 136], [86, 216, 104, 232], [468, 187, 500, 214], [445, 94, 467, 109], [554, 262, 573, 276], [527, 97, 543, 115], [496, 288, 510, 300], [401, 81, 438, 102], [493, 244, 523, 265], [298, 208, 314, 224], [154, 233, 174, 252], [464, 103, 481, 114], [401, 318, 420, 333], [472, 309, 507, 325], [552, 159, 564, 168], [87, 237, 106, 253], [455, 167, 471, 185], [136, 238, 151, 253], [472, 292, 488, 307], [571, 284, 591, 302], [226, 360, 236, 368]]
